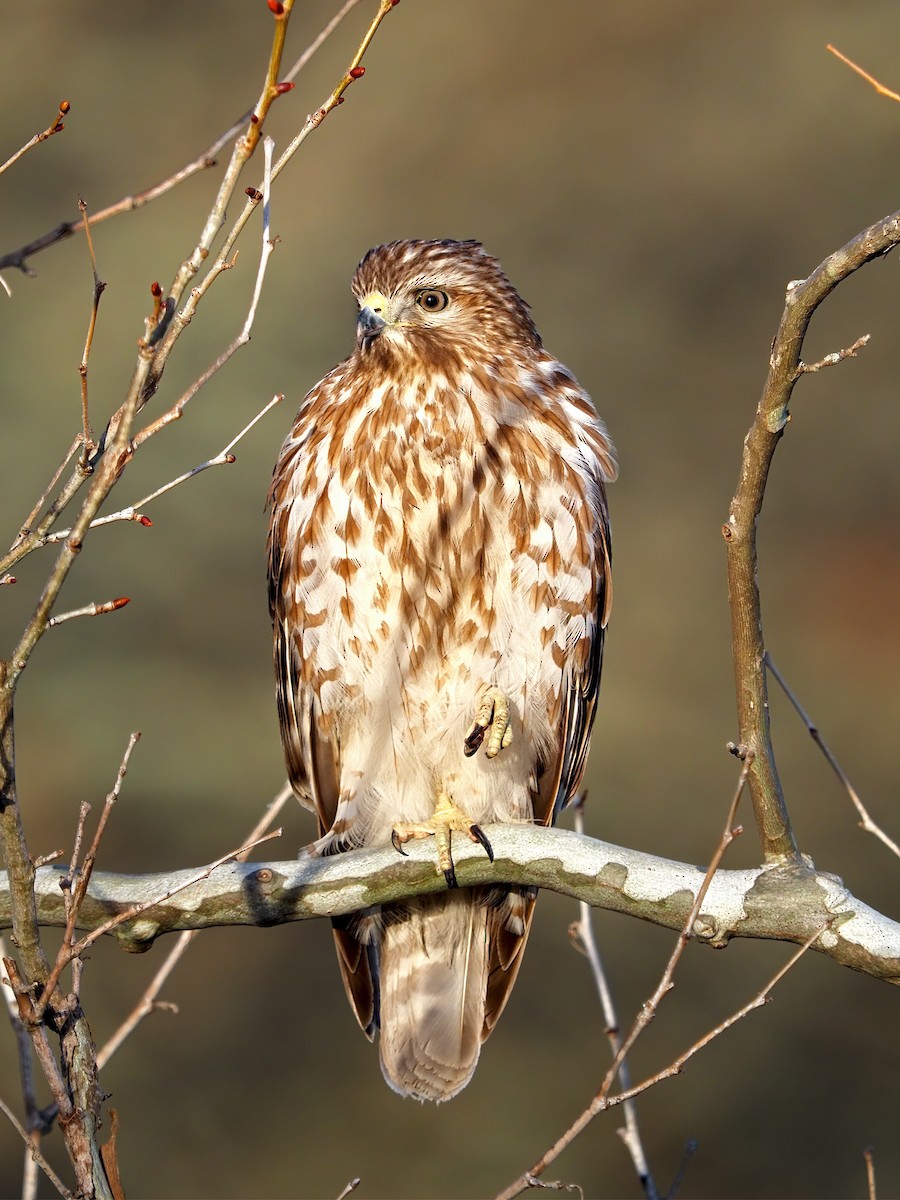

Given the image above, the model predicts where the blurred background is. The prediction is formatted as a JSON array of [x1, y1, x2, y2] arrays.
[[1, 2, 899, 1196]]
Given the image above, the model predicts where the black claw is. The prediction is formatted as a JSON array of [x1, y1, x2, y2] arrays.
[[391, 831, 408, 857], [444, 863, 458, 889], [464, 725, 486, 756], [470, 824, 494, 863]]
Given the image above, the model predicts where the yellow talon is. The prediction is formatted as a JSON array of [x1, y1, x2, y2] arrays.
[[463, 686, 513, 759], [391, 792, 494, 887]]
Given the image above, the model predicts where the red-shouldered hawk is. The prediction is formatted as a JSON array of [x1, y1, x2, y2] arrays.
[[268, 239, 616, 1102]]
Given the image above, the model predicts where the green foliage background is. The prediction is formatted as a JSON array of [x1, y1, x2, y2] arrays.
[[1, 2, 899, 1196]]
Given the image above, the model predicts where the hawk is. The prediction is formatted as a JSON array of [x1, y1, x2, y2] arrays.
[[268, 239, 616, 1102]]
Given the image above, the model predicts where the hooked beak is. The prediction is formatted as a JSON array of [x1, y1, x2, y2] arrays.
[[356, 304, 387, 347]]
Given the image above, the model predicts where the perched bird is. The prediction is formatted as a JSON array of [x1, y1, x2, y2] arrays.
[[267, 239, 616, 1102]]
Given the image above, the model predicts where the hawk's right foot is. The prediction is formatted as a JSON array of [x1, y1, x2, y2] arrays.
[[463, 685, 513, 759]]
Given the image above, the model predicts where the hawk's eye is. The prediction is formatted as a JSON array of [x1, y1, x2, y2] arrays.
[[415, 289, 449, 312]]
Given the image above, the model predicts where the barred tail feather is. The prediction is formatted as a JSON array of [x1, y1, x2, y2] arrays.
[[378, 893, 489, 1103]]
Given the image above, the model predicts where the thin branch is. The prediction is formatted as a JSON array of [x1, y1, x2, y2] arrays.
[[765, 653, 900, 859], [0, 3, 394, 584], [569, 800, 656, 1200], [495, 930, 823, 1200], [793, 333, 870, 377], [76, 198, 106, 462], [0, 439, 89, 577], [722, 205, 900, 863], [284, 0, 366, 86], [140, 0, 398, 409], [497, 761, 753, 1198], [49, 393, 284, 539], [241, 136, 277, 340], [0, 0, 362, 276], [864, 1146, 877, 1200], [827, 45, 900, 103], [0, 101, 70, 179], [664, 1141, 699, 1200], [0, 1094, 73, 1199], [36, 734, 142, 1019], [9, 436, 81, 552], [96, 781, 293, 1069], [335, 1179, 362, 1200], [496, 784, 826, 1200], [46, 596, 130, 628], [1, 932, 55, 1199]]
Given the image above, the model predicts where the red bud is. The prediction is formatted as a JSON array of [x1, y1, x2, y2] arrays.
[[349, 66, 366, 80], [59, 100, 71, 114], [138, 515, 153, 527], [111, 597, 130, 610], [267, 0, 284, 13], [275, 81, 295, 95], [225, 454, 237, 464], [150, 281, 162, 297]]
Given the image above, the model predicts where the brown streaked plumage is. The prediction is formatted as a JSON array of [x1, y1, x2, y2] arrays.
[[267, 239, 616, 1101]]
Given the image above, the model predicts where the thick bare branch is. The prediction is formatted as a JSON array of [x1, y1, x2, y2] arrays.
[[723, 206, 900, 863], [1, 825, 896, 983]]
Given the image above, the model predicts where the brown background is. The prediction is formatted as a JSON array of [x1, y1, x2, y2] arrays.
[[1, 2, 899, 1197]]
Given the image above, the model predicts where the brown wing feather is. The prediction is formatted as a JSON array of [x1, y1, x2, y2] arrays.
[[268, 447, 377, 1038], [483, 480, 611, 1039], [332, 920, 378, 1039]]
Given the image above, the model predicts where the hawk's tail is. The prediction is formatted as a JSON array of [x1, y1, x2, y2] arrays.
[[378, 892, 489, 1103]]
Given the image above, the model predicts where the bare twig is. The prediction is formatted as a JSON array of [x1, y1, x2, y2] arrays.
[[335, 1178, 362, 1200], [827, 45, 900, 103], [77, 198, 106, 462], [723, 205, 900, 863], [569, 799, 656, 1199], [140, 0, 398, 412], [1, 932, 54, 1199], [496, 761, 752, 1200], [242, 136, 277, 339], [519, 1177, 582, 1198], [285, 0, 366, 85], [864, 1146, 877, 1200], [793, 333, 870, 377], [665, 1140, 699, 1200], [496, 918, 824, 1200], [46, 596, 130, 628], [0, 100, 70, 179], [0, 2, 362, 277], [0, 1093, 73, 1199], [96, 781, 293, 1069], [35, 734, 142, 1018], [765, 653, 900, 859], [0, 7, 400, 1195], [47, 393, 284, 539], [0, 3, 395, 585], [9, 436, 81, 552]]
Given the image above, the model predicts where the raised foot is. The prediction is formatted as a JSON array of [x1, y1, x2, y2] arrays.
[[464, 685, 513, 759], [391, 792, 494, 888]]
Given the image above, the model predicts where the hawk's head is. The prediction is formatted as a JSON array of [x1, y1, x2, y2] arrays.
[[350, 239, 541, 366]]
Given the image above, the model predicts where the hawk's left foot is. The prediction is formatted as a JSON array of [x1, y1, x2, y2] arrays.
[[391, 792, 494, 888], [464, 685, 513, 759]]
